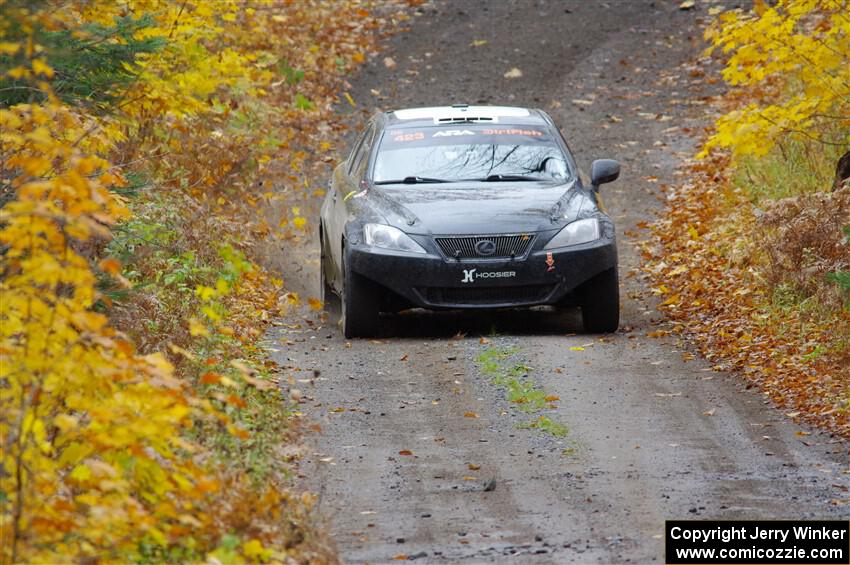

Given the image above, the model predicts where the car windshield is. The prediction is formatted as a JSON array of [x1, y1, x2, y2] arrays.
[[372, 125, 572, 184]]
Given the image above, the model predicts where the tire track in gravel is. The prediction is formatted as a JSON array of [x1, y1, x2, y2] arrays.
[[265, 1, 849, 563]]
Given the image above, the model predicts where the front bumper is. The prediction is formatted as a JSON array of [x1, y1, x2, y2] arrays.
[[347, 237, 617, 310]]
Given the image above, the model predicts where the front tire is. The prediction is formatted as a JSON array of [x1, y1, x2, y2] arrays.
[[340, 255, 381, 338], [580, 267, 619, 333]]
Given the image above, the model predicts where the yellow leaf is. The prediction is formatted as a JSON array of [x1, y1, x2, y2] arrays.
[[31, 58, 54, 78], [7, 66, 30, 80], [189, 317, 210, 337], [54, 414, 79, 432], [69, 463, 92, 482], [243, 538, 270, 560], [195, 285, 216, 301], [201, 305, 221, 321], [0, 42, 20, 55]]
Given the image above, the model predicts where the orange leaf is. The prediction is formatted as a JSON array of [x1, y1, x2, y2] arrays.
[[200, 372, 221, 385], [226, 394, 247, 409], [99, 257, 121, 275]]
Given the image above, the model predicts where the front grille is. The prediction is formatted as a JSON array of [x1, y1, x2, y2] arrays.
[[435, 234, 535, 260], [418, 284, 555, 306]]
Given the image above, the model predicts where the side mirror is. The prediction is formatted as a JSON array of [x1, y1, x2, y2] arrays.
[[590, 159, 620, 189]]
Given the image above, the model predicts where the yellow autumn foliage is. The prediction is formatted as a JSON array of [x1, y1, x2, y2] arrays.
[[0, 1, 336, 562], [0, 100, 214, 562], [702, 0, 850, 158]]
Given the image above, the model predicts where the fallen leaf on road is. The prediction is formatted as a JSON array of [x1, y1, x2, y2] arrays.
[[383, 57, 396, 69], [544, 395, 560, 402], [470, 39, 488, 47], [331, 407, 345, 412], [398, 450, 413, 456], [400, 353, 409, 361], [571, 99, 594, 106], [479, 337, 490, 344], [503, 67, 523, 79], [679, 0, 695, 9], [393, 554, 408, 561], [464, 412, 478, 418], [462, 476, 477, 481], [570, 346, 585, 351], [703, 409, 716, 416], [467, 463, 480, 470]]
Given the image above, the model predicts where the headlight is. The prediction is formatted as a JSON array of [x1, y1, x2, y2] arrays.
[[363, 223, 426, 254], [544, 218, 600, 249]]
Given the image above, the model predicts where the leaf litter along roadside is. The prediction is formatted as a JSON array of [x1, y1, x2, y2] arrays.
[[642, 2, 849, 441], [1, 1, 410, 562]]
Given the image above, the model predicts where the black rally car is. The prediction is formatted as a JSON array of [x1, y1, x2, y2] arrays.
[[320, 105, 621, 337]]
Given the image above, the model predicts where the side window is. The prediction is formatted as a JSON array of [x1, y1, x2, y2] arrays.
[[348, 124, 374, 176], [346, 129, 368, 174]]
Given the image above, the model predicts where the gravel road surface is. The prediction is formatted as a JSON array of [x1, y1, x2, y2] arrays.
[[266, 1, 849, 562]]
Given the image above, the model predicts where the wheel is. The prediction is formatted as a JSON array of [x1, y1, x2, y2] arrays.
[[579, 267, 620, 333], [340, 254, 381, 338], [320, 231, 340, 316]]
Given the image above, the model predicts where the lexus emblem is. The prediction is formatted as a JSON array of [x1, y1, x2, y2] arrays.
[[475, 239, 497, 256]]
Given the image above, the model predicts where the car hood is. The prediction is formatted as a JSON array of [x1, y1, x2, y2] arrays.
[[373, 181, 588, 235]]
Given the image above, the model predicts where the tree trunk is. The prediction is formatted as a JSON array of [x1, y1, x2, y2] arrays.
[[834, 150, 850, 190]]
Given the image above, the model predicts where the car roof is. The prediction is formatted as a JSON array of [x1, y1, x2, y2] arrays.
[[384, 105, 551, 129]]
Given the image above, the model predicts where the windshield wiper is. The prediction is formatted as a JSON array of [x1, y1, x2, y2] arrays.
[[483, 174, 547, 182], [374, 176, 450, 185]]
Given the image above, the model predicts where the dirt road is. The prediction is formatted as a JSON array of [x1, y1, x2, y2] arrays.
[[266, 1, 848, 562]]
